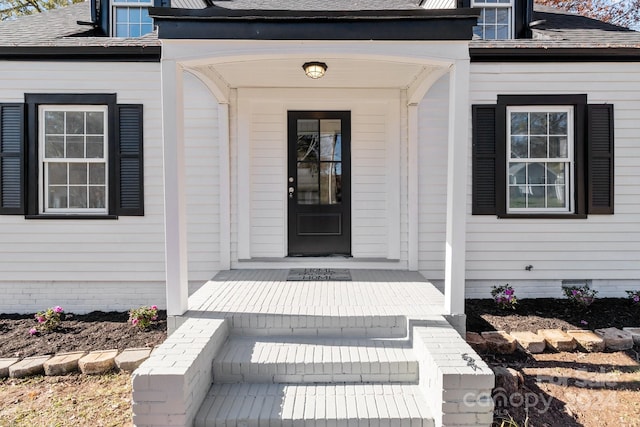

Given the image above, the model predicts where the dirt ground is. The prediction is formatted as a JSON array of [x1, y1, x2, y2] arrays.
[[0, 311, 167, 358], [467, 298, 640, 426]]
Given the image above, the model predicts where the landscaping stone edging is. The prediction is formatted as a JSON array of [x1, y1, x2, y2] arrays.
[[1, 347, 153, 379], [468, 326, 640, 355]]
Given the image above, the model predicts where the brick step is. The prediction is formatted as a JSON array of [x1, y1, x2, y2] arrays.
[[194, 383, 434, 427], [213, 336, 418, 384], [225, 314, 407, 338]]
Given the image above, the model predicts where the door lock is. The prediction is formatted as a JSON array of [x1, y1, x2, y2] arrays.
[[288, 186, 295, 199]]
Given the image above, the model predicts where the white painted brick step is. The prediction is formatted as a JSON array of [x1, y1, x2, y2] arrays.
[[213, 337, 418, 384], [227, 314, 407, 338], [195, 383, 434, 427]]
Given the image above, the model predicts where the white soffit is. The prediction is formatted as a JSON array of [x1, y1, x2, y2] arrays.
[[202, 58, 443, 90]]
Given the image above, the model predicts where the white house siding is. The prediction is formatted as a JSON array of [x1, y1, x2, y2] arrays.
[[417, 74, 450, 279], [0, 61, 167, 313], [467, 61, 640, 298], [234, 88, 404, 262], [183, 72, 221, 283]]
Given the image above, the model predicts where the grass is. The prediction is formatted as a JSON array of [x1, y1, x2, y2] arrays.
[[0, 371, 133, 427]]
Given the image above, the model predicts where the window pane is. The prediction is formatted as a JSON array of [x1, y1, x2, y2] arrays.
[[496, 8, 509, 23], [130, 7, 141, 21], [45, 111, 64, 134], [549, 136, 568, 158], [45, 136, 64, 158], [320, 120, 341, 161], [496, 25, 510, 39], [319, 162, 341, 205], [509, 186, 526, 208], [129, 25, 141, 38], [484, 8, 496, 23], [297, 162, 319, 204], [528, 163, 546, 184], [116, 7, 128, 21], [48, 163, 67, 185], [547, 162, 566, 185], [69, 163, 88, 185], [530, 136, 547, 158], [116, 24, 128, 37], [510, 112, 528, 135], [69, 186, 87, 209], [510, 136, 528, 159], [66, 136, 84, 158], [509, 162, 526, 185], [86, 136, 104, 158], [297, 120, 319, 162], [549, 112, 568, 135], [547, 186, 566, 208], [86, 112, 104, 134], [89, 187, 106, 209], [89, 163, 106, 185], [530, 112, 547, 134], [48, 186, 67, 209], [528, 187, 545, 208], [66, 112, 84, 134]]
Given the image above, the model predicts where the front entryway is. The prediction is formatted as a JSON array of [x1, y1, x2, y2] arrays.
[[287, 111, 351, 256]]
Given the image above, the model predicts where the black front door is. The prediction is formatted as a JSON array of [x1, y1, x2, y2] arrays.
[[287, 111, 351, 256]]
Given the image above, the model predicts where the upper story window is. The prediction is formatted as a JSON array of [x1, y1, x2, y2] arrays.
[[112, 0, 154, 37], [472, 0, 513, 40]]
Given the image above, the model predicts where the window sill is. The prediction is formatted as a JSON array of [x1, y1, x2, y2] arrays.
[[498, 213, 587, 219], [25, 214, 119, 220]]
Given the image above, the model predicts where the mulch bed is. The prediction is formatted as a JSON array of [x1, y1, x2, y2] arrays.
[[0, 311, 167, 359], [466, 297, 640, 333]]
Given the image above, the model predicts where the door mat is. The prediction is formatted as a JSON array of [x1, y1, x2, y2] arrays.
[[287, 268, 352, 281]]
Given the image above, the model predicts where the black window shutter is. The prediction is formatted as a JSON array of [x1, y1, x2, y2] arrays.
[[0, 104, 25, 215], [116, 104, 144, 216], [587, 104, 614, 214], [472, 105, 498, 215]]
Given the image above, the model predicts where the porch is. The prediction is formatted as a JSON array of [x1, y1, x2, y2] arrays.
[[132, 270, 494, 427]]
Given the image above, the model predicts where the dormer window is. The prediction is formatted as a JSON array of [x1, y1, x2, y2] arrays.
[[472, 0, 513, 39], [112, 0, 154, 37]]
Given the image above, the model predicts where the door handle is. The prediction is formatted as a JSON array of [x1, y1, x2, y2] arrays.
[[288, 186, 295, 199]]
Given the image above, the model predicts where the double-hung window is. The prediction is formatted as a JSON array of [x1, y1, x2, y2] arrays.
[[472, 94, 615, 218], [507, 106, 573, 213], [112, 0, 154, 37], [472, 0, 513, 40], [0, 95, 144, 218], [40, 106, 108, 214]]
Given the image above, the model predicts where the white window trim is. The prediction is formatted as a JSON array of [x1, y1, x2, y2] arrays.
[[39, 105, 109, 215], [472, 0, 514, 40], [111, 0, 154, 38], [506, 105, 574, 214]]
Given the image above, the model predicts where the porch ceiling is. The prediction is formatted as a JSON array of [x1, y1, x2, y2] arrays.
[[196, 58, 443, 90]]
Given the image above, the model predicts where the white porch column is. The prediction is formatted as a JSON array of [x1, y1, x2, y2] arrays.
[[444, 58, 471, 316], [407, 103, 419, 271], [218, 103, 231, 270], [162, 60, 189, 316]]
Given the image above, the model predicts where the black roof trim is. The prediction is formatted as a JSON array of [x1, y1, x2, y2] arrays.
[[0, 46, 162, 62], [150, 7, 480, 40], [470, 47, 640, 62], [150, 7, 479, 20]]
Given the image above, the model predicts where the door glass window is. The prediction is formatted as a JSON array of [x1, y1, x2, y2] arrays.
[[296, 119, 342, 205]]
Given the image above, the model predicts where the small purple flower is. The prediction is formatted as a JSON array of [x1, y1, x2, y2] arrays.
[[151, 305, 158, 311], [131, 318, 139, 326], [504, 288, 514, 296], [580, 320, 588, 325], [151, 316, 158, 321], [53, 306, 63, 313], [36, 316, 45, 323], [29, 328, 38, 336], [571, 290, 578, 296], [634, 295, 640, 303]]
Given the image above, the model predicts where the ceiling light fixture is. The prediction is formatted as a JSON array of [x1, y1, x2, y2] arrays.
[[302, 61, 328, 79]]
